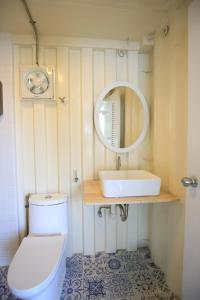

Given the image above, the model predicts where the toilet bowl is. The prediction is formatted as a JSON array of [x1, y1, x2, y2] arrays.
[[7, 193, 68, 300]]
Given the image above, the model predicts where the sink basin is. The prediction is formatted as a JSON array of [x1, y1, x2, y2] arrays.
[[99, 170, 161, 197]]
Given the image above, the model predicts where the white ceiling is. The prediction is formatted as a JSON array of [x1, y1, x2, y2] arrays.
[[0, 0, 186, 42]]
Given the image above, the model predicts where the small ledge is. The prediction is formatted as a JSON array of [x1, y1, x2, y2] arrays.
[[83, 180, 179, 206]]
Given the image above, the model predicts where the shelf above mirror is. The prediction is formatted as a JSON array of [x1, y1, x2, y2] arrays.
[[83, 180, 179, 206]]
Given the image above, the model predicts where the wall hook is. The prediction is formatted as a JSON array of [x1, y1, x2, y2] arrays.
[[73, 170, 79, 182], [58, 96, 67, 103]]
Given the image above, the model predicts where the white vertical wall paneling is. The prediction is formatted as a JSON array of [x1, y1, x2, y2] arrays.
[[137, 54, 152, 247], [127, 51, 139, 170], [150, 204, 168, 271], [20, 47, 35, 235], [82, 48, 95, 255], [105, 49, 117, 253], [33, 104, 47, 192], [21, 103, 35, 194], [57, 47, 70, 193], [93, 50, 106, 252], [32, 46, 47, 193], [19, 47, 33, 65], [104, 49, 117, 171], [57, 47, 72, 255], [69, 49, 83, 253], [138, 54, 152, 171], [44, 48, 59, 192], [137, 203, 151, 247], [20, 47, 35, 199], [0, 35, 19, 265], [93, 50, 106, 179], [14, 45, 25, 240], [127, 51, 139, 251], [14, 40, 152, 255], [116, 51, 128, 168], [116, 51, 128, 250]]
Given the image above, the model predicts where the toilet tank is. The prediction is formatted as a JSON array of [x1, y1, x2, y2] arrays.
[[29, 193, 68, 236]]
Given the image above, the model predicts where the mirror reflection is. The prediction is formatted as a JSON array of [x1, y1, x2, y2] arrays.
[[98, 87, 144, 148]]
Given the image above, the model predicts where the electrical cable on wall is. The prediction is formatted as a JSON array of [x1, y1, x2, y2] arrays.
[[21, 0, 39, 65]]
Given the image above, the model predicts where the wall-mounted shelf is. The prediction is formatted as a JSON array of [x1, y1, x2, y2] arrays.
[[83, 180, 179, 206]]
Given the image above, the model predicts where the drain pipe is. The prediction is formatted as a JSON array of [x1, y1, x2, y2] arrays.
[[116, 204, 129, 222], [21, 0, 39, 65], [97, 204, 129, 222], [24, 193, 30, 235], [97, 206, 111, 217]]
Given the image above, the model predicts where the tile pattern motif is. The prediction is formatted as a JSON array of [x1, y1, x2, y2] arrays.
[[0, 247, 178, 300]]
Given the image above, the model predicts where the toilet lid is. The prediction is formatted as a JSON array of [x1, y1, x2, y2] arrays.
[[8, 235, 65, 297]]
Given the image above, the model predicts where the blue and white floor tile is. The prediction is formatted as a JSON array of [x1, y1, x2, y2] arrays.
[[0, 247, 178, 300]]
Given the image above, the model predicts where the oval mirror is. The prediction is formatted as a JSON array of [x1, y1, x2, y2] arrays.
[[94, 81, 149, 153]]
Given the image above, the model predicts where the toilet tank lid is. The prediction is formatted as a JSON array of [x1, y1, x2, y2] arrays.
[[29, 193, 67, 206]]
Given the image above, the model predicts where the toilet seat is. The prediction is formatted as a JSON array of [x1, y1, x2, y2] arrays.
[[7, 235, 66, 299]]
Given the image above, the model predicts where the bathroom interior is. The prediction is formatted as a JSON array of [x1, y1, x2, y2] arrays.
[[0, 0, 198, 299]]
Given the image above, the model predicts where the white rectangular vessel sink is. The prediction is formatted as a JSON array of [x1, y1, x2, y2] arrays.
[[99, 170, 161, 198]]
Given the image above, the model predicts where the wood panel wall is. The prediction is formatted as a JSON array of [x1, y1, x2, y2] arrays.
[[151, 3, 187, 296], [14, 40, 152, 255]]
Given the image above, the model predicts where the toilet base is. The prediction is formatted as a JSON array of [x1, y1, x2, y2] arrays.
[[10, 251, 66, 300]]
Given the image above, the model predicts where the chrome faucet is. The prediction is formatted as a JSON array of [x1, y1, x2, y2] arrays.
[[116, 156, 121, 170]]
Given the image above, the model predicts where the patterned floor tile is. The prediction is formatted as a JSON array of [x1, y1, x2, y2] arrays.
[[0, 267, 19, 300], [83, 252, 107, 277], [61, 278, 83, 300], [83, 276, 108, 300], [0, 247, 179, 300], [65, 254, 83, 280]]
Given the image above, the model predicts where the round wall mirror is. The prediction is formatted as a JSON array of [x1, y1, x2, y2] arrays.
[[94, 81, 149, 153]]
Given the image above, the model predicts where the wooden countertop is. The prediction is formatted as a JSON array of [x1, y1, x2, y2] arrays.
[[83, 180, 179, 205]]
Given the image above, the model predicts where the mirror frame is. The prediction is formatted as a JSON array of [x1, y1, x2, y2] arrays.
[[94, 81, 149, 153]]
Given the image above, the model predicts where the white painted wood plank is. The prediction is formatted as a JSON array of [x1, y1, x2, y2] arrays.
[[137, 204, 151, 247], [93, 50, 105, 252], [116, 53, 128, 170], [14, 35, 140, 51], [20, 46, 35, 236], [44, 47, 57, 66], [57, 47, 72, 256], [82, 48, 94, 181], [138, 53, 152, 171], [83, 206, 95, 255], [82, 48, 95, 255], [69, 49, 83, 254], [127, 205, 138, 251], [127, 51, 139, 251], [94, 206, 105, 252], [116, 206, 128, 250], [116, 51, 128, 249], [105, 49, 117, 170], [45, 102, 58, 192], [43, 48, 59, 192], [21, 103, 35, 194], [105, 49, 117, 253], [57, 47, 70, 193], [33, 103, 47, 193], [127, 51, 139, 170], [32, 46, 47, 193], [14, 46, 26, 240], [105, 205, 117, 253], [94, 50, 105, 179], [20, 47, 33, 65]]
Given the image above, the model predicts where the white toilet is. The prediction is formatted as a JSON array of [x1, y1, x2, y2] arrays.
[[7, 193, 68, 300]]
